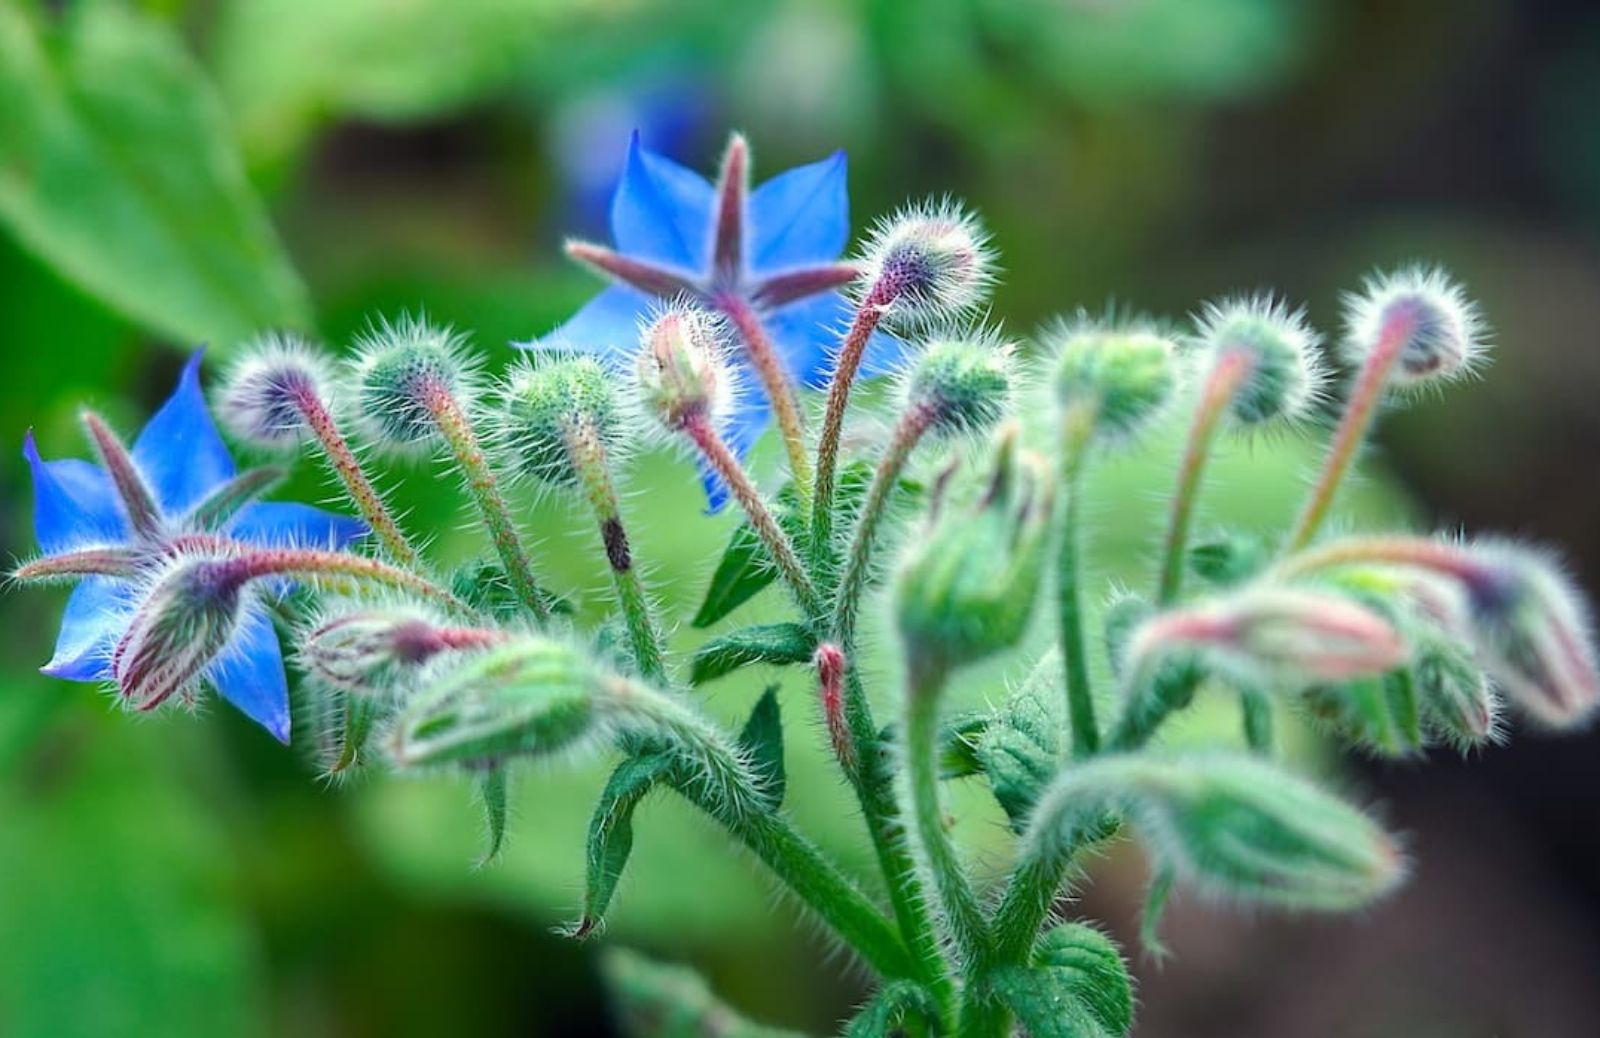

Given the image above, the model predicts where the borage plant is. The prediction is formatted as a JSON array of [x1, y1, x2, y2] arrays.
[[15, 134, 1599, 1037]]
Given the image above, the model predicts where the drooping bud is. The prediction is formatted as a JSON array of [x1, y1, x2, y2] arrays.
[[1303, 671, 1424, 757], [217, 333, 336, 448], [1412, 630, 1501, 748], [1457, 544, 1600, 728], [1194, 295, 1324, 426], [496, 355, 624, 485], [1127, 586, 1406, 692], [1050, 318, 1181, 442], [389, 638, 601, 768], [633, 305, 731, 432], [858, 200, 993, 327], [1343, 266, 1487, 388], [901, 332, 1014, 439], [111, 555, 247, 711], [351, 315, 472, 449], [301, 607, 504, 697], [896, 424, 1055, 675]]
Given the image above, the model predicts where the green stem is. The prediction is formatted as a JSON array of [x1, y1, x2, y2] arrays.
[[717, 293, 814, 512], [1058, 402, 1099, 757], [682, 412, 822, 617], [292, 383, 420, 565], [422, 383, 549, 623], [1284, 308, 1417, 552], [564, 423, 665, 684], [1273, 534, 1480, 583], [1156, 348, 1254, 605]]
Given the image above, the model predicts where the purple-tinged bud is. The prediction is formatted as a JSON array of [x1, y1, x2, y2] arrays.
[[858, 200, 993, 327], [1458, 544, 1600, 728], [1193, 296, 1324, 426], [633, 305, 732, 432], [1128, 587, 1406, 691], [901, 331, 1014, 439], [301, 608, 506, 696], [351, 315, 473, 449], [813, 643, 856, 773], [1342, 266, 1487, 388], [111, 555, 247, 711], [217, 333, 336, 448]]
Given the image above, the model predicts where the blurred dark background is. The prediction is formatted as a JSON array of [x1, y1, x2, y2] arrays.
[[4, 0, 1600, 1035]]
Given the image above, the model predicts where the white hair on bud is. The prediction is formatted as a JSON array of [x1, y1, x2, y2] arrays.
[[1341, 265, 1489, 388], [217, 332, 337, 449], [348, 312, 482, 456], [626, 297, 744, 443], [856, 197, 996, 328], [1192, 294, 1327, 426]]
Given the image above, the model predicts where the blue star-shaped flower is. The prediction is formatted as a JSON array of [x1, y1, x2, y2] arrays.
[[23, 351, 366, 743], [532, 132, 905, 509]]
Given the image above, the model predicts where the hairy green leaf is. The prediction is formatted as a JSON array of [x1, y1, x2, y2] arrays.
[[843, 980, 940, 1037], [476, 766, 508, 865], [572, 752, 674, 938], [736, 686, 787, 809], [978, 648, 1065, 831], [691, 623, 816, 686], [603, 949, 805, 1038]]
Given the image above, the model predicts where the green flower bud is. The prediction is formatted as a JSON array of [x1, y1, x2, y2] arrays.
[[216, 332, 334, 448], [1050, 319, 1180, 442], [633, 306, 731, 432], [1343, 266, 1487, 388], [389, 638, 601, 768], [896, 424, 1055, 675], [1303, 671, 1425, 757], [901, 333, 1014, 438], [1412, 630, 1500, 749], [1194, 296, 1324, 426], [351, 315, 472, 448], [496, 355, 623, 485], [859, 200, 994, 326]]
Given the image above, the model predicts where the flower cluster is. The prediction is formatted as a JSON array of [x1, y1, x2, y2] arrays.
[[14, 133, 1593, 1037]]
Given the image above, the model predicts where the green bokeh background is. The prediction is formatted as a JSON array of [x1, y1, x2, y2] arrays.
[[5, 1, 1600, 1035]]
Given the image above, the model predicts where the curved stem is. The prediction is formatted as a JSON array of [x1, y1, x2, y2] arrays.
[[1285, 308, 1417, 552], [215, 548, 468, 614], [1274, 534, 1480, 582], [1058, 402, 1099, 758], [717, 293, 814, 508], [421, 383, 549, 623], [681, 412, 821, 617], [291, 385, 420, 565], [1156, 348, 1254, 605]]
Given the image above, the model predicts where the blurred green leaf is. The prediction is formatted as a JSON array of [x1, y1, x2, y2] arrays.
[[0, 2, 310, 348], [690, 622, 815, 686], [603, 949, 804, 1038]]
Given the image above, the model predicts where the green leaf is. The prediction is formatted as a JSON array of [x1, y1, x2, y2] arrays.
[[602, 949, 805, 1038], [939, 710, 991, 778], [989, 966, 1112, 1038], [977, 648, 1064, 831], [1303, 670, 1424, 757], [843, 980, 939, 1037], [1188, 531, 1269, 587], [0, 3, 311, 348], [1139, 866, 1176, 960], [1030, 923, 1135, 1036], [448, 558, 569, 620], [690, 623, 816, 686], [476, 766, 508, 865], [571, 752, 674, 938], [736, 685, 786, 809]]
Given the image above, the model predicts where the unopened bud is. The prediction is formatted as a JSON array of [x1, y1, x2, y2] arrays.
[[902, 333, 1013, 438], [302, 608, 503, 696], [1412, 631, 1501, 748], [634, 306, 730, 431], [389, 638, 600, 768], [1195, 296, 1324, 425], [1128, 587, 1406, 691], [1303, 671, 1424, 757], [111, 555, 246, 711], [1051, 320, 1180, 442], [896, 424, 1055, 675], [217, 333, 334, 447], [1343, 266, 1487, 388], [497, 356, 623, 485], [352, 315, 471, 448], [859, 200, 993, 326], [1459, 544, 1600, 728]]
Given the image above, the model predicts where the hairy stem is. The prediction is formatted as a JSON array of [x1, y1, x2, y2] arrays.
[[717, 293, 814, 508], [1058, 401, 1100, 757], [215, 548, 468, 614], [291, 384, 420, 565]]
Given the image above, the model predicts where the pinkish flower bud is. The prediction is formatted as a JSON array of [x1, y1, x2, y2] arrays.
[[1342, 266, 1487, 388], [301, 607, 504, 696], [111, 555, 247, 711], [858, 200, 993, 327], [634, 305, 732, 432]]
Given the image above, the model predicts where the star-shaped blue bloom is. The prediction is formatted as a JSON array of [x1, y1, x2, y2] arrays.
[[531, 132, 906, 509], [23, 351, 366, 743]]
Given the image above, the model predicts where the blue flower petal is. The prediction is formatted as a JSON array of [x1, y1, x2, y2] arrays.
[[207, 609, 291, 743], [750, 150, 849, 273], [231, 502, 367, 549], [696, 396, 770, 514], [610, 131, 714, 272], [132, 351, 236, 515], [529, 284, 652, 363], [41, 577, 128, 681], [23, 432, 128, 554]]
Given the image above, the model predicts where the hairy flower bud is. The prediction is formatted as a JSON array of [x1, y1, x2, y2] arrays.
[[1128, 587, 1406, 691], [1194, 296, 1324, 426], [217, 333, 335, 447], [859, 200, 993, 326], [634, 306, 731, 431], [497, 355, 623, 484], [1343, 266, 1487, 387], [1412, 630, 1500, 748], [352, 316, 472, 448], [896, 424, 1055, 675], [1051, 320, 1180, 442], [902, 333, 1014, 438], [389, 638, 600, 768], [1458, 545, 1600, 727], [302, 607, 502, 696], [112, 555, 246, 711]]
